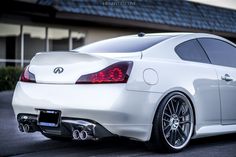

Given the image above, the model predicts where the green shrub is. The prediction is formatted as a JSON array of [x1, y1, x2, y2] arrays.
[[0, 67, 23, 91]]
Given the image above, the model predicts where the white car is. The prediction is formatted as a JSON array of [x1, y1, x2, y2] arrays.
[[12, 32, 236, 152]]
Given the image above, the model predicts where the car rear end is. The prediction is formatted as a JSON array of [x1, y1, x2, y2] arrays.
[[12, 34, 173, 141], [13, 51, 144, 138]]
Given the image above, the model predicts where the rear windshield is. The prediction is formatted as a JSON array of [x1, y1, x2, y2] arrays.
[[74, 35, 172, 53]]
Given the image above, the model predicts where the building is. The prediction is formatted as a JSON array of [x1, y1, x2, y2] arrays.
[[0, 0, 236, 67]]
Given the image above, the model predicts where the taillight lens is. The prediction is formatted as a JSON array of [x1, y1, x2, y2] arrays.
[[20, 66, 36, 83], [76, 61, 133, 84]]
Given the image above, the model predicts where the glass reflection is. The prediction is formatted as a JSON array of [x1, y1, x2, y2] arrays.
[[48, 28, 69, 51], [0, 23, 20, 66], [23, 26, 46, 62]]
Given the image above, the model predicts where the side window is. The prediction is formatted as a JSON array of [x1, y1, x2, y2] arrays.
[[175, 39, 210, 63], [198, 38, 236, 68]]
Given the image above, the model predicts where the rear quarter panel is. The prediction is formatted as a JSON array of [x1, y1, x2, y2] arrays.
[[126, 34, 221, 134]]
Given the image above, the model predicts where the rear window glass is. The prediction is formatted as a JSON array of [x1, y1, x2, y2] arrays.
[[74, 36, 173, 53]]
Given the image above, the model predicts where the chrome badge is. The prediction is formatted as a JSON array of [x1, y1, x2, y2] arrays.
[[53, 67, 64, 74]]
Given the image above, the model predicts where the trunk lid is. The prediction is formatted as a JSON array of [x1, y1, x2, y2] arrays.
[[29, 51, 141, 84]]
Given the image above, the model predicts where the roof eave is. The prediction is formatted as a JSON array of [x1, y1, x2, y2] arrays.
[[56, 11, 236, 38]]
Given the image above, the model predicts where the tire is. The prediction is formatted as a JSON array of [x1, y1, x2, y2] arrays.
[[146, 92, 194, 152], [42, 133, 72, 141]]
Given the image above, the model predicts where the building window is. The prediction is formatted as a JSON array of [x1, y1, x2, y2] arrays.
[[0, 23, 21, 66], [71, 31, 86, 49], [0, 23, 86, 67], [48, 28, 69, 51], [23, 25, 46, 66]]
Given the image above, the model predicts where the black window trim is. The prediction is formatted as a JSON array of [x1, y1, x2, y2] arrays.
[[196, 38, 212, 64]]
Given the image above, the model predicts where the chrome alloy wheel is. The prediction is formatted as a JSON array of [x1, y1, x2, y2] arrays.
[[161, 94, 194, 150]]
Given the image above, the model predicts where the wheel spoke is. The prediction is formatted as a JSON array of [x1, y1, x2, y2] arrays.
[[179, 120, 191, 125], [163, 118, 169, 123], [177, 127, 187, 140], [177, 104, 184, 116], [175, 100, 180, 114], [170, 99, 176, 114], [173, 129, 177, 145], [176, 129, 182, 141], [164, 112, 171, 118], [164, 125, 171, 138], [167, 103, 173, 115], [170, 130, 175, 145], [164, 124, 171, 131]]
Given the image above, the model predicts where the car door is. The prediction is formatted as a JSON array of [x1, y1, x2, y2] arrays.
[[198, 38, 236, 125]]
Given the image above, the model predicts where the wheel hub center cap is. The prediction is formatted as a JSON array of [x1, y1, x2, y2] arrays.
[[170, 114, 179, 130]]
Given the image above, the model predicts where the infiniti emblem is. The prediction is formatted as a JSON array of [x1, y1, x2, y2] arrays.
[[53, 67, 64, 74]]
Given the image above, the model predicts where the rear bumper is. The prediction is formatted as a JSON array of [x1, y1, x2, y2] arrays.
[[12, 82, 163, 141], [17, 113, 113, 139]]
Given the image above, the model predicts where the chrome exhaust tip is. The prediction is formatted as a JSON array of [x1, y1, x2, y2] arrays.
[[18, 123, 24, 132], [23, 124, 30, 133], [64, 119, 113, 140], [79, 130, 93, 140], [72, 129, 93, 140], [79, 130, 88, 140], [72, 129, 80, 140]]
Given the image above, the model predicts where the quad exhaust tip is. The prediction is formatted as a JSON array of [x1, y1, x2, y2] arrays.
[[18, 123, 24, 132], [23, 124, 30, 133], [18, 118, 101, 140], [79, 130, 88, 140], [18, 123, 31, 133], [72, 129, 93, 140], [72, 129, 80, 140]]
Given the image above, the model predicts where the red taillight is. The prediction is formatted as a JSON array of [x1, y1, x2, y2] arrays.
[[76, 61, 133, 84], [20, 66, 36, 83]]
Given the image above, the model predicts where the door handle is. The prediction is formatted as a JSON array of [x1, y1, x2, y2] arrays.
[[221, 74, 233, 81]]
